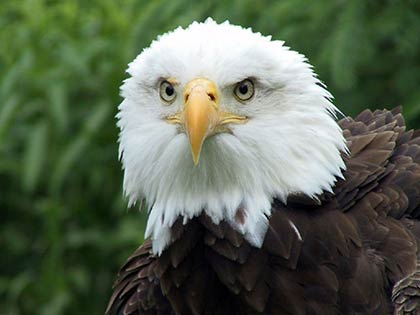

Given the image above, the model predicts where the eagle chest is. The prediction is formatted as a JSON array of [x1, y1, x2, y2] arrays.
[[150, 202, 412, 315]]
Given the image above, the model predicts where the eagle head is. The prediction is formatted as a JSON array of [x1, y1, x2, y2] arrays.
[[117, 19, 347, 254]]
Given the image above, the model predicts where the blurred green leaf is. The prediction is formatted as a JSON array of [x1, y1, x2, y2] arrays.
[[0, 95, 19, 142], [48, 85, 68, 133], [329, 0, 365, 90], [50, 103, 110, 194], [22, 121, 48, 192]]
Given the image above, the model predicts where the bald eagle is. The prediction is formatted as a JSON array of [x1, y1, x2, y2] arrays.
[[106, 19, 420, 315]]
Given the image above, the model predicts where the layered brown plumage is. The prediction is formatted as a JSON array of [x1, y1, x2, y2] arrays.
[[106, 108, 420, 315]]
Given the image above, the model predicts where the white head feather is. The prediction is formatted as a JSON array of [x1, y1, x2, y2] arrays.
[[117, 19, 347, 254]]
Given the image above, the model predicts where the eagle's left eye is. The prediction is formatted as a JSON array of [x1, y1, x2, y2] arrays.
[[234, 79, 254, 102], [159, 81, 176, 104]]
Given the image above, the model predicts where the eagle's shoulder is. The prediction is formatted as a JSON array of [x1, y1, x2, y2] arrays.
[[334, 107, 420, 217], [272, 107, 420, 313]]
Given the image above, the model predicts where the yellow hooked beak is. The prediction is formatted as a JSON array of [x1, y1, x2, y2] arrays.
[[166, 78, 248, 165]]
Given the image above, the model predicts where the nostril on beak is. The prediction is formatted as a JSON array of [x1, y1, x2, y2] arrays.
[[207, 92, 216, 102], [185, 93, 190, 102]]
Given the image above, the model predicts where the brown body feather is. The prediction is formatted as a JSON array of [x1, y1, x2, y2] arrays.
[[106, 108, 420, 315]]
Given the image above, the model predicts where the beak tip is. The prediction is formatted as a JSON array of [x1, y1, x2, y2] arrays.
[[192, 154, 200, 166]]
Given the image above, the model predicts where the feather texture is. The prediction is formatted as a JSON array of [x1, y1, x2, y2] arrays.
[[107, 108, 420, 315]]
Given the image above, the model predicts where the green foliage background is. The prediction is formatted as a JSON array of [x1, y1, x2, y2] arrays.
[[1, 0, 419, 314]]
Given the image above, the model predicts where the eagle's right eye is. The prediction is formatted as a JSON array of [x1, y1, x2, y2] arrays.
[[234, 79, 255, 102], [159, 81, 176, 104]]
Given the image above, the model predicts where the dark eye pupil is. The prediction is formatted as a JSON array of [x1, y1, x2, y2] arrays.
[[239, 84, 248, 95], [165, 85, 174, 96]]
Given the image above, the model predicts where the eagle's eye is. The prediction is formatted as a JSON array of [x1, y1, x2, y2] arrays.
[[159, 80, 176, 104], [234, 79, 254, 102]]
